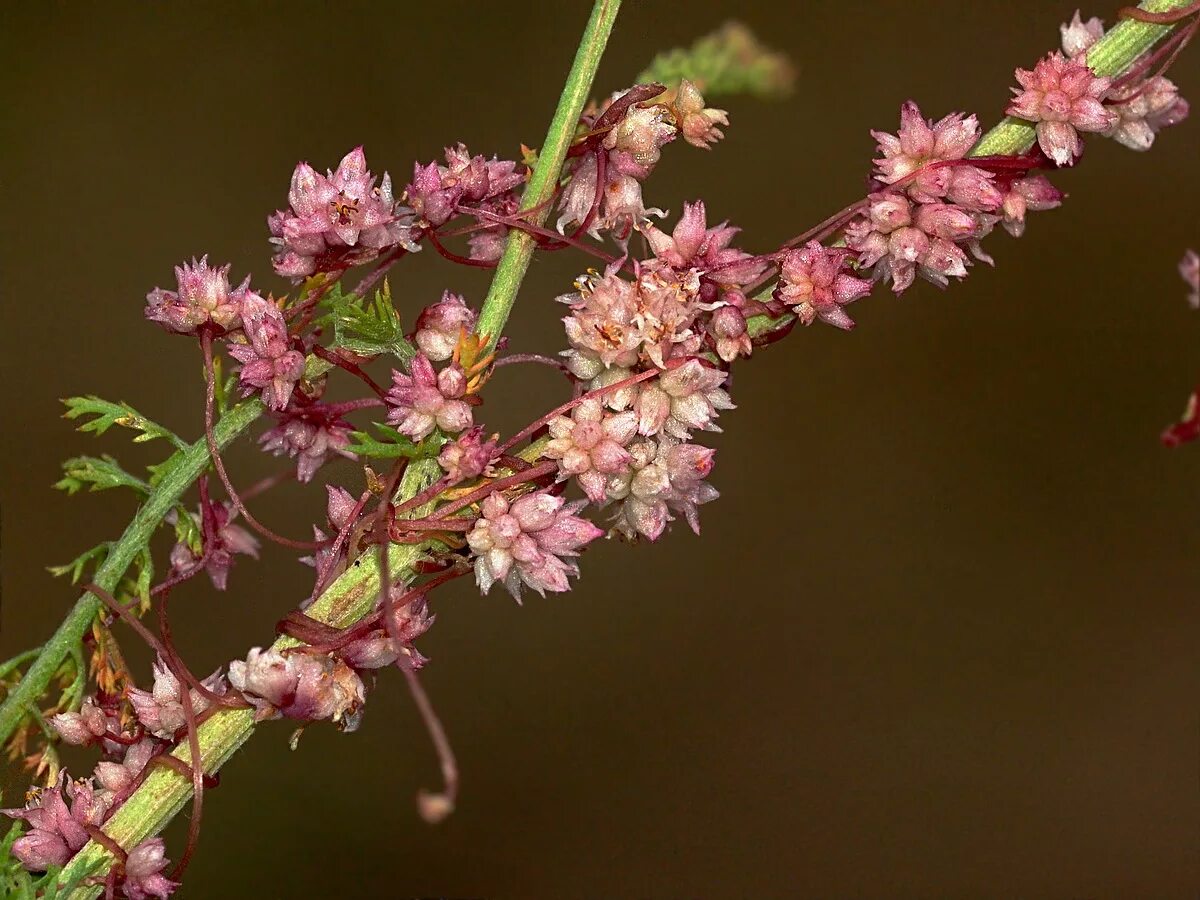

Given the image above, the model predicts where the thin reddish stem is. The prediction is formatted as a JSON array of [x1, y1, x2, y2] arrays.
[[311, 345, 388, 400]]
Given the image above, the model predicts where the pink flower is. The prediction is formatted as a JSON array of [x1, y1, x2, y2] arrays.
[[169, 500, 259, 591], [127, 657, 227, 740], [633, 359, 734, 439], [385, 355, 473, 440], [49, 697, 113, 747], [603, 103, 677, 169], [338, 593, 436, 671], [1182, 250, 1199, 309], [438, 427, 499, 483], [671, 79, 728, 149], [872, 101, 980, 199], [466, 491, 603, 600], [93, 739, 157, 798], [999, 175, 1064, 237], [270, 147, 419, 279], [546, 398, 638, 502], [122, 838, 179, 900], [259, 404, 354, 483], [2, 774, 110, 872], [641, 200, 768, 288], [555, 152, 666, 240], [844, 192, 977, 293], [775, 241, 873, 329], [1060, 10, 1105, 59], [227, 296, 306, 411], [606, 438, 718, 540], [405, 144, 524, 228], [1104, 76, 1189, 151], [709, 305, 752, 362], [1007, 51, 1116, 166], [414, 291, 477, 361], [144, 256, 247, 336], [228, 648, 365, 730]]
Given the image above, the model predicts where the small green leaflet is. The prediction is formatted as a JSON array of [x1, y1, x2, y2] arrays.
[[61, 396, 189, 452], [319, 281, 416, 363], [348, 422, 445, 459], [55, 455, 150, 496]]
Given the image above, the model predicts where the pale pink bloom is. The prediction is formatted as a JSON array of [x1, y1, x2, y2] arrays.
[[127, 657, 227, 740], [406, 144, 524, 228], [641, 200, 768, 287], [999, 175, 1064, 237], [270, 147, 419, 279], [603, 103, 677, 169], [2, 774, 110, 871], [169, 500, 259, 591], [93, 738, 157, 798], [634, 360, 734, 439], [606, 438, 718, 540], [844, 192, 976, 293], [122, 838, 179, 899], [227, 295, 306, 411], [872, 101, 981, 201], [672, 79, 729, 149], [437, 427, 499, 483], [775, 241, 874, 329], [414, 291, 477, 361], [1060, 10, 1105, 59], [1007, 51, 1115, 165], [145, 256, 247, 335], [546, 397, 638, 502], [385, 355, 473, 440], [339, 593, 436, 671], [710, 305, 752, 362], [229, 648, 365, 730], [49, 697, 112, 747], [1104, 76, 1189, 150], [467, 491, 603, 600]]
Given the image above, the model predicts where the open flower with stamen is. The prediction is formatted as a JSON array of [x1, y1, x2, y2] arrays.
[[144, 256, 247, 336], [545, 397, 638, 502], [385, 355, 474, 441], [269, 147, 418, 279], [467, 491, 603, 600], [1006, 51, 1115, 166], [640, 200, 768, 290]]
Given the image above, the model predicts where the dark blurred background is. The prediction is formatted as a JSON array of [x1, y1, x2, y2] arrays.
[[3, 2, 1198, 897]]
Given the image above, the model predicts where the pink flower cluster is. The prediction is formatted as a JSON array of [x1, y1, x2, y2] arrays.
[[269, 147, 420, 279], [557, 82, 727, 241]]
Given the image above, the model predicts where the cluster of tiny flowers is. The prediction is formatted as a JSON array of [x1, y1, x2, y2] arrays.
[[557, 81, 727, 241], [3, 693, 181, 895], [405, 144, 525, 262], [466, 491, 604, 600], [385, 353, 474, 441], [1059, 12, 1189, 151], [269, 147, 420, 279]]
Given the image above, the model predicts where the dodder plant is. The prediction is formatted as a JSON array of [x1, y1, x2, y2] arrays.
[[1, 2, 1197, 896]]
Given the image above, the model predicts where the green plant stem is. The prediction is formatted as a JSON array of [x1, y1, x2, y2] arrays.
[[746, 0, 1192, 339], [474, 0, 622, 351], [59, 458, 444, 898], [0, 400, 264, 746]]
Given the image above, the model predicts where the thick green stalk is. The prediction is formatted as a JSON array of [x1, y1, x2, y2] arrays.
[[0, 399, 264, 745], [746, 0, 1192, 338], [58, 458, 444, 898], [474, 0, 622, 350]]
